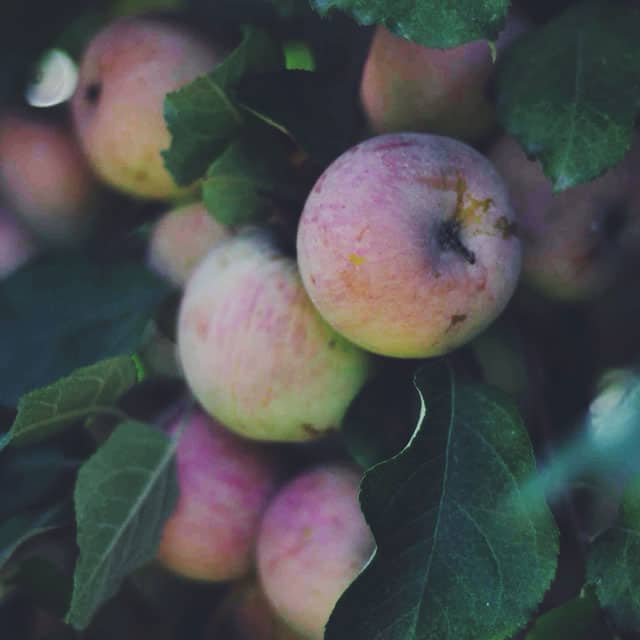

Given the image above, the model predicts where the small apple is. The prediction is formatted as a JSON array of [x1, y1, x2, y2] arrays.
[[0, 114, 96, 245], [207, 578, 305, 639], [297, 133, 522, 358], [359, 11, 529, 142], [0, 208, 37, 279], [157, 407, 279, 582], [489, 134, 638, 300], [257, 464, 374, 640], [71, 17, 225, 199], [147, 202, 231, 287], [177, 229, 373, 441]]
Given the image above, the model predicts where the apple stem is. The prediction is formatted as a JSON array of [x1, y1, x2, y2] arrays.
[[437, 219, 476, 264]]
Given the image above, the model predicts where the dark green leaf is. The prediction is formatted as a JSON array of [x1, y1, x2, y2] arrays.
[[496, 0, 640, 191], [10, 554, 74, 617], [525, 590, 611, 639], [162, 26, 283, 185], [0, 503, 70, 570], [327, 361, 559, 640], [309, 0, 510, 48], [0, 254, 169, 408], [65, 421, 178, 630], [202, 129, 303, 226], [3, 356, 141, 450], [587, 475, 640, 631], [0, 446, 72, 518], [342, 363, 419, 469]]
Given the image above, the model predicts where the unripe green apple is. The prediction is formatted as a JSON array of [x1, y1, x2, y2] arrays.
[[0, 114, 96, 245], [157, 408, 279, 582], [257, 464, 374, 640], [147, 202, 231, 287], [297, 133, 522, 358], [0, 208, 37, 278], [177, 230, 373, 441], [489, 134, 638, 300], [359, 11, 529, 142], [71, 17, 224, 199]]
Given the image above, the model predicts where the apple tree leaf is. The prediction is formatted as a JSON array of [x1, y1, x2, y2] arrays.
[[587, 475, 640, 631], [525, 590, 612, 640], [0, 502, 71, 570], [309, 0, 510, 48], [342, 363, 419, 469], [1, 356, 142, 450], [202, 128, 305, 226], [326, 361, 559, 640], [0, 254, 170, 408], [65, 421, 178, 630], [162, 25, 283, 186], [495, 0, 640, 191]]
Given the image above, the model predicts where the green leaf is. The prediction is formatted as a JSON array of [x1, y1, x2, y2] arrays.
[[202, 129, 303, 226], [342, 363, 419, 469], [525, 590, 611, 639], [309, 0, 510, 48], [496, 0, 640, 191], [162, 26, 283, 186], [326, 361, 559, 640], [3, 356, 141, 450], [0, 445, 72, 518], [65, 421, 178, 630], [0, 254, 169, 408], [587, 475, 640, 631], [0, 503, 70, 570]]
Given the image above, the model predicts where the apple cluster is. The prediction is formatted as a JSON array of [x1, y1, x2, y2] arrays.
[[2, 9, 639, 640]]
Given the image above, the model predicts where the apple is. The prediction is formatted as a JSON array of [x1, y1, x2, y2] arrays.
[[147, 202, 231, 287], [177, 229, 373, 442], [257, 464, 374, 640], [359, 11, 529, 142], [489, 134, 638, 301], [157, 407, 279, 582], [0, 208, 37, 279], [207, 578, 305, 639], [71, 16, 224, 199], [296, 133, 522, 358], [0, 114, 96, 245]]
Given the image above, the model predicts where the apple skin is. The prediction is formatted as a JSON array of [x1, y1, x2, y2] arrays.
[[207, 578, 306, 639], [147, 202, 231, 287], [488, 134, 638, 301], [359, 12, 528, 142], [0, 114, 96, 245], [297, 133, 522, 359], [257, 464, 374, 640], [0, 208, 37, 278], [71, 17, 223, 199], [177, 229, 373, 442], [156, 408, 279, 582]]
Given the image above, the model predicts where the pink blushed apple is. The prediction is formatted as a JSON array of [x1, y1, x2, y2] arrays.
[[157, 408, 279, 582], [177, 230, 373, 442], [0, 208, 37, 278], [297, 133, 522, 358], [0, 114, 96, 245], [71, 17, 224, 199], [359, 11, 529, 142], [257, 464, 374, 640], [147, 202, 231, 287], [489, 134, 638, 301]]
